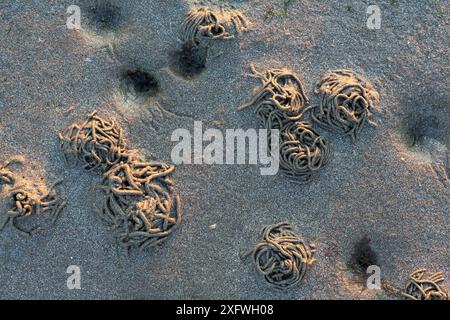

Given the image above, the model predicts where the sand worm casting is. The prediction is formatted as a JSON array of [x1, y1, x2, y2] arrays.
[[181, 7, 248, 44], [245, 222, 316, 291], [0, 0, 448, 301], [59, 111, 133, 172], [311, 69, 379, 142], [401, 269, 448, 300], [239, 65, 310, 130], [60, 111, 183, 252], [240, 65, 331, 183], [279, 121, 332, 183], [98, 159, 181, 251], [0, 157, 23, 191], [0, 179, 66, 237]]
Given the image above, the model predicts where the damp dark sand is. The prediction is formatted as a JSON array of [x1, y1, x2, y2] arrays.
[[0, 0, 448, 299]]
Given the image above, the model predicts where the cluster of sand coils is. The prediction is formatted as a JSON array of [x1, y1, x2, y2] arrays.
[[240, 66, 379, 183], [0, 3, 446, 300], [180, 7, 447, 298], [181, 7, 248, 44], [242, 222, 316, 291], [382, 269, 449, 300], [312, 70, 380, 142], [0, 157, 65, 237], [59, 111, 181, 252], [239, 65, 332, 183]]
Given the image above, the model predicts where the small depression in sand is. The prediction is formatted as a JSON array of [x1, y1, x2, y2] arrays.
[[73, 1, 131, 61], [337, 236, 380, 297], [347, 236, 378, 278], [169, 42, 208, 80], [85, 1, 124, 32], [401, 113, 449, 182], [114, 67, 169, 131], [121, 68, 160, 102]]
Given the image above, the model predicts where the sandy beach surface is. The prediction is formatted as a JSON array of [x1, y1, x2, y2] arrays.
[[0, 0, 448, 299]]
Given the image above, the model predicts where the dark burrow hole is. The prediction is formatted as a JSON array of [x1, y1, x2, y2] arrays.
[[403, 114, 441, 148], [170, 42, 208, 79], [87, 2, 123, 31], [122, 69, 159, 100], [347, 236, 378, 276]]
